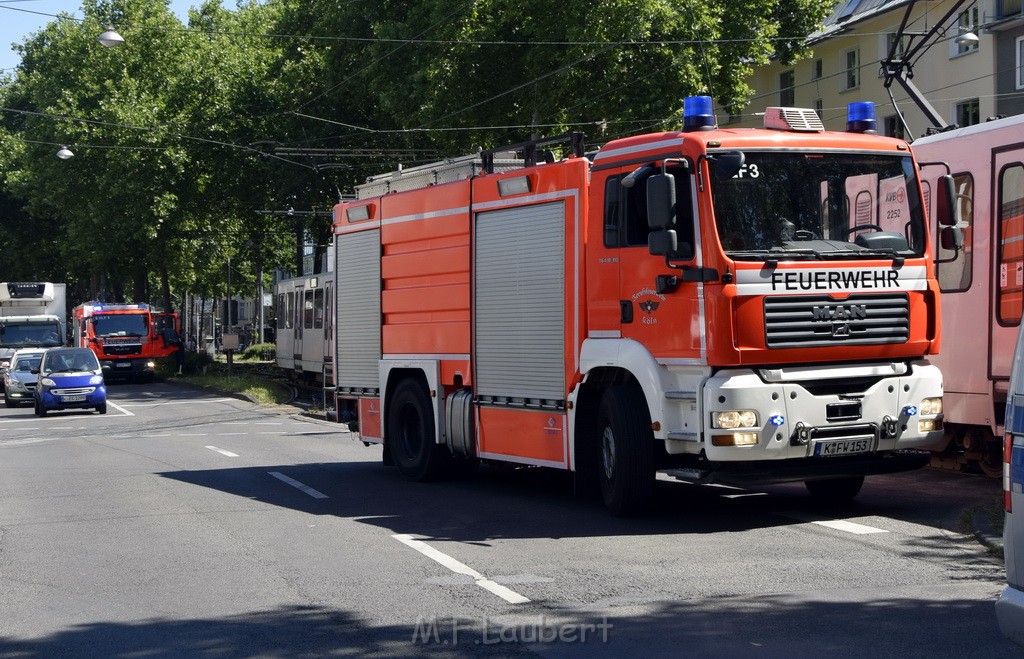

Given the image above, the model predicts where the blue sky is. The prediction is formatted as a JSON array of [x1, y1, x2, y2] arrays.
[[0, 1, 195, 72]]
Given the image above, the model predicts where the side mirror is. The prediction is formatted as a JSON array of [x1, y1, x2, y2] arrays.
[[940, 225, 964, 251], [646, 173, 676, 229], [714, 151, 745, 179], [30, 368, 39, 375], [649, 229, 678, 256], [935, 174, 961, 227]]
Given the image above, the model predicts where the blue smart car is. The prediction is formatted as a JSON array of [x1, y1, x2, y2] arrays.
[[33, 347, 107, 416]]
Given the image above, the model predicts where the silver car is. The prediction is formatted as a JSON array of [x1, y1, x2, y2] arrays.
[[3, 348, 46, 407]]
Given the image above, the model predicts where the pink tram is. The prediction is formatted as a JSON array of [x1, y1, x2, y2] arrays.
[[913, 114, 1024, 475]]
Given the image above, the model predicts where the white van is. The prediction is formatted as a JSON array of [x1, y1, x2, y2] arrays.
[[997, 326, 1024, 645]]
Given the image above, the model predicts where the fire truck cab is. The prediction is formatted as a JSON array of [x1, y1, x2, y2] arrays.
[[72, 302, 179, 380]]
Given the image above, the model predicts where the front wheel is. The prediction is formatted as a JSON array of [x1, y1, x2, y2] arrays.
[[596, 385, 655, 516], [34, 400, 47, 417], [386, 378, 451, 481], [805, 476, 864, 502], [96, 403, 107, 415]]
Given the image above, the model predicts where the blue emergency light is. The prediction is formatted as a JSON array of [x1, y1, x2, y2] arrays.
[[683, 95, 715, 131], [769, 415, 785, 427], [847, 101, 877, 133], [902, 405, 918, 417]]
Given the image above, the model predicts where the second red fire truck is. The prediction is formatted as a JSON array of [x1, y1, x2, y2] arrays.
[[331, 97, 958, 514], [72, 301, 179, 381]]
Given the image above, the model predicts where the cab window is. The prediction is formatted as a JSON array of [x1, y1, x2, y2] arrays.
[[603, 163, 694, 254]]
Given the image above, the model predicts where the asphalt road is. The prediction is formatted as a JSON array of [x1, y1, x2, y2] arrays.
[[0, 381, 1018, 657]]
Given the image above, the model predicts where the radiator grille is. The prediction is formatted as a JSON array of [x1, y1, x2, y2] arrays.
[[764, 293, 909, 348]]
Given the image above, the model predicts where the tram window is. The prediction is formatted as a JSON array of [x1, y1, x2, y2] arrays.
[[998, 164, 1024, 326], [285, 292, 294, 330], [276, 294, 285, 330], [313, 288, 324, 329], [937, 173, 973, 293], [304, 290, 314, 329]]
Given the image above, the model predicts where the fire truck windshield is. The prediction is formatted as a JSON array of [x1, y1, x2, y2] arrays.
[[710, 152, 926, 261], [91, 314, 148, 338]]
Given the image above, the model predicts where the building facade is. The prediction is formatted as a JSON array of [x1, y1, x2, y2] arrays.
[[727, 0, 1024, 139]]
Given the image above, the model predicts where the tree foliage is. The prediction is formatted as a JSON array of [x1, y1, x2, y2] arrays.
[[0, 0, 828, 306]]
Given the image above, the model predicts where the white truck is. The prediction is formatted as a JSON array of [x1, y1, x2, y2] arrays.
[[0, 282, 67, 370]]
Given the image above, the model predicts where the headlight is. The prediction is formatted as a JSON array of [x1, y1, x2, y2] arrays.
[[89, 375, 104, 385], [712, 410, 758, 429], [40, 378, 56, 387], [919, 397, 942, 416]]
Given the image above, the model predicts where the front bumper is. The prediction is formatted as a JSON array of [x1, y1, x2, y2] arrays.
[[37, 385, 107, 410], [101, 359, 156, 375], [697, 361, 945, 462]]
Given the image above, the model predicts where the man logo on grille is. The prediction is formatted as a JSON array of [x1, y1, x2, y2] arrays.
[[812, 304, 867, 321]]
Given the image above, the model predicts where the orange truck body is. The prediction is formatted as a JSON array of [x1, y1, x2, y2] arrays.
[[331, 106, 949, 509], [71, 302, 178, 379]]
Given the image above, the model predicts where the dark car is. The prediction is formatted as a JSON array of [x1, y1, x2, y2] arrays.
[[33, 347, 107, 416]]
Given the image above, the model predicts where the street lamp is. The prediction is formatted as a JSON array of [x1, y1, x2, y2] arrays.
[[56, 146, 74, 160], [97, 27, 124, 48]]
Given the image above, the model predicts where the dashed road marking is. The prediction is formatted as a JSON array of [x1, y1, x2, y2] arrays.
[[268, 471, 328, 499], [392, 534, 531, 604], [783, 513, 888, 535], [206, 446, 239, 457]]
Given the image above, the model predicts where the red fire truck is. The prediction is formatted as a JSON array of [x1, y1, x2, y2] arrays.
[[332, 97, 958, 514], [72, 301, 179, 381]]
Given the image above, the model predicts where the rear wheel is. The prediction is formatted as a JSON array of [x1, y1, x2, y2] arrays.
[[805, 476, 864, 502], [596, 385, 655, 516], [386, 378, 451, 481]]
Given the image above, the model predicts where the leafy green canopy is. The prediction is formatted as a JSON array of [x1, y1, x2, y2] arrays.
[[0, 0, 827, 306]]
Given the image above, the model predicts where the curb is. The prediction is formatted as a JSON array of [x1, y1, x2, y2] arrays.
[[972, 507, 1005, 553]]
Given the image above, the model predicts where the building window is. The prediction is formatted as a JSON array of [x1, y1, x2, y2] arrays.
[[955, 98, 980, 127], [1017, 36, 1024, 90], [813, 59, 823, 79], [883, 115, 905, 139], [844, 48, 860, 90], [953, 7, 980, 57], [780, 69, 795, 106], [998, 0, 1023, 19]]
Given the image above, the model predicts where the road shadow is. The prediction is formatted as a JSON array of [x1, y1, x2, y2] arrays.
[[158, 457, 1003, 549], [0, 591, 1019, 658]]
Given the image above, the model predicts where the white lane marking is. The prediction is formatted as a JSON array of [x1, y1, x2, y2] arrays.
[[784, 513, 888, 535], [147, 434, 171, 438], [108, 401, 135, 416], [392, 534, 531, 604], [223, 422, 249, 425], [812, 519, 888, 535], [268, 472, 328, 499], [179, 433, 208, 437], [121, 398, 235, 408], [722, 492, 769, 499], [216, 432, 247, 436], [206, 446, 239, 457], [254, 422, 282, 425], [257, 432, 287, 435]]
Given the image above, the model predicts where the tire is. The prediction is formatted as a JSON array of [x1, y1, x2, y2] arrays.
[[805, 476, 864, 502], [34, 401, 46, 417], [386, 378, 451, 481], [96, 403, 107, 415], [4, 393, 13, 408], [596, 385, 655, 516]]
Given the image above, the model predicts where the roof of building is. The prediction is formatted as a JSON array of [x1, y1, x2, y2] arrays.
[[809, 0, 911, 43]]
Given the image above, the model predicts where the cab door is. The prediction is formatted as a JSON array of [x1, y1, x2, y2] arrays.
[[612, 162, 704, 360]]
